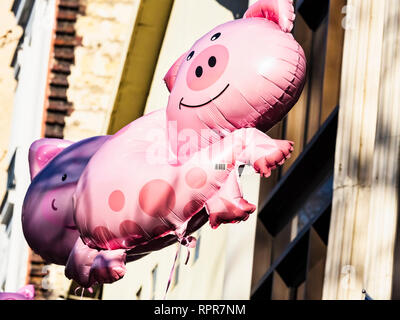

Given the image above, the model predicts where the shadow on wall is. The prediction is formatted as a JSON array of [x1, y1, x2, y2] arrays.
[[215, 0, 249, 19]]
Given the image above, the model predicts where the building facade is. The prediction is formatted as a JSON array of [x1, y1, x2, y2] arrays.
[[0, 0, 22, 293], [0, 0, 399, 300], [0, 0, 57, 294]]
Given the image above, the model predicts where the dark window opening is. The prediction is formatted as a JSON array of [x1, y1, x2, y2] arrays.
[[7, 152, 16, 190], [66, 281, 103, 300], [194, 233, 201, 262], [252, 109, 337, 300], [12, 0, 35, 29], [136, 286, 142, 300]]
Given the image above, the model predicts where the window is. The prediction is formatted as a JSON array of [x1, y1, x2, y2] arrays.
[[151, 265, 158, 300], [252, 108, 337, 300], [7, 152, 16, 190], [3, 204, 14, 236], [135, 286, 142, 300], [174, 260, 180, 287], [0, 193, 14, 237], [66, 282, 103, 300], [194, 237, 201, 262], [0, 224, 10, 288], [0, 191, 14, 291], [171, 248, 182, 289], [12, 0, 35, 29], [10, 0, 35, 79], [194, 232, 201, 262]]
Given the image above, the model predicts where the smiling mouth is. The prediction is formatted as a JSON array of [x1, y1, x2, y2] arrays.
[[51, 199, 58, 211], [179, 84, 230, 109]]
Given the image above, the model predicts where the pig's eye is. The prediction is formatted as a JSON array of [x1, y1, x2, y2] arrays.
[[61, 174, 67, 181], [211, 32, 221, 41], [187, 51, 195, 61]]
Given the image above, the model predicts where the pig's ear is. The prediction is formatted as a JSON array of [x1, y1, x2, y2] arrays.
[[17, 285, 35, 299], [163, 52, 188, 92], [29, 138, 74, 180], [244, 0, 295, 33]]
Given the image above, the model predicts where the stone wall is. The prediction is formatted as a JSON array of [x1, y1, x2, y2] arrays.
[[64, 0, 139, 141]]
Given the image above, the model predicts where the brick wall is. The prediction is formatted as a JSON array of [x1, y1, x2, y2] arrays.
[[45, 0, 84, 139]]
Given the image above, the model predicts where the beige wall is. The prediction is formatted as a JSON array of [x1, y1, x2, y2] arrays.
[[64, 0, 140, 141], [323, 0, 400, 300], [0, 1, 22, 197]]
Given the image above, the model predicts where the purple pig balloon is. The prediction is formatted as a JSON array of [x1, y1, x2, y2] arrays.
[[23, 135, 138, 288], [22, 136, 109, 265]]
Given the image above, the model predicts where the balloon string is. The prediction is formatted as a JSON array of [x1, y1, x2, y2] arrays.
[[74, 286, 81, 296], [74, 286, 93, 300], [163, 245, 181, 300], [184, 247, 190, 265]]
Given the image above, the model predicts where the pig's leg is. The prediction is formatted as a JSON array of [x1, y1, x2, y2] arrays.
[[65, 237, 126, 288], [203, 128, 293, 228], [205, 169, 256, 229], [233, 128, 294, 178], [208, 128, 293, 177]]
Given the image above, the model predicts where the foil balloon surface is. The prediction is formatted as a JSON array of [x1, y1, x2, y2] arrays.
[[22, 0, 306, 288], [0, 285, 35, 300]]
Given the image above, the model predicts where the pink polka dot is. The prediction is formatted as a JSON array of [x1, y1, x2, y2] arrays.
[[185, 167, 207, 189], [183, 199, 204, 219], [92, 226, 120, 250], [108, 190, 125, 212], [119, 220, 148, 247], [139, 180, 176, 217]]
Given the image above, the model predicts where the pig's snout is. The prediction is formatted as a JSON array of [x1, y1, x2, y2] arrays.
[[186, 45, 229, 91]]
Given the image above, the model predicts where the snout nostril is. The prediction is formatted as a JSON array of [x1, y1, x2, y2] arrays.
[[195, 66, 203, 78], [208, 56, 216, 68]]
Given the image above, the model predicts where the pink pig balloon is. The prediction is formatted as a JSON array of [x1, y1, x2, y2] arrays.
[[0, 285, 35, 300], [166, 0, 304, 157], [22, 0, 306, 289]]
